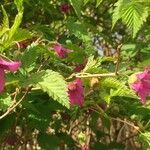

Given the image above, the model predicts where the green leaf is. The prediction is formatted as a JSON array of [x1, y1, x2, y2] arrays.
[[1, 5, 9, 28], [28, 114, 50, 131], [121, 44, 136, 50], [112, 0, 124, 28], [13, 28, 32, 42], [66, 19, 89, 40], [0, 0, 24, 52], [38, 134, 59, 149], [24, 70, 70, 108], [0, 113, 15, 134], [83, 56, 103, 73], [83, 56, 97, 72], [138, 59, 150, 68], [14, 0, 24, 12], [0, 93, 12, 111], [8, 12, 23, 40], [21, 43, 38, 73], [58, 133, 75, 148], [112, 0, 149, 38], [101, 77, 138, 103], [0, 6, 9, 38], [8, 0, 24, 40], [96, 0, 103, 7], [69, 0, 82, 18], [139, 132, 150, 146], [84, 0, 89, 5], [66, 43, 85, 63], [122, 1, 149, 38]]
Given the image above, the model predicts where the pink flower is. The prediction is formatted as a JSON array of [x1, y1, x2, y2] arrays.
[[0, 57, 21, 93], [60, 3, 71, 14], [74, 59, 88, 72], [74, 64, 85, 72], [81, 144, 86, 150], [68, 79, 84, 107], [53, 43, 73, 59], [129, 69, 150, 104]]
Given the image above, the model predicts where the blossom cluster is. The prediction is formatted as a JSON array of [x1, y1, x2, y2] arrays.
[[0, 53, 84, 107]]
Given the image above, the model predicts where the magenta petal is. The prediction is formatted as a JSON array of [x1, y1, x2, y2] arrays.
[[131, 82, 143, 92], [81, 144, 86, 150], [142, 80, 150, 89], [53, 44, 61, 53], [68, 79, 84, 107], [74, 64, 85, 72], [138, 72, 147, 80], [53, 43, 73, 59], [138, 92, 146, 104], [60, 4, 71, 14], [130, 70, 150, 104], [141, 87, 150, 95], [0, 58, 21, 72], [53, 44, 66, 58], [138, 71, 150, 80], [0, 68, 5, 93]]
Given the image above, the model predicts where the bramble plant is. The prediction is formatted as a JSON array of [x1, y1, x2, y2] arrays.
[[0, 0, 150, 149]]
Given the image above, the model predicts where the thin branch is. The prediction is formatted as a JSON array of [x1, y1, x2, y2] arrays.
[[86, 116, 91, 150], [111, 117, 141, 133], [115, 44, 122, 75], [8, 88, 20, 109], [0, 54, 12, 61], [89, 105, 141, 133], [37, 57, 50, 72], [16, 42, 21, 50], [66, 45, 124, 80], [116, 124, 126, 142], [0, 88, 30, 120], [75, 72, 116, 78], [68, 117, 87, 135], [66, 72, 116, 80], [121, 133, 139, 142]]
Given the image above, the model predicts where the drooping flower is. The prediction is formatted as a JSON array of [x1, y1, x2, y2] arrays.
[[0, 57, 21, 93], [129, 68, 150, 104], [60, 3, 71, 14], [53, 43, 73, 59], [74, 58, 88, 72], [68, 79, 84, 107], [74, 64, 85, 72]]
